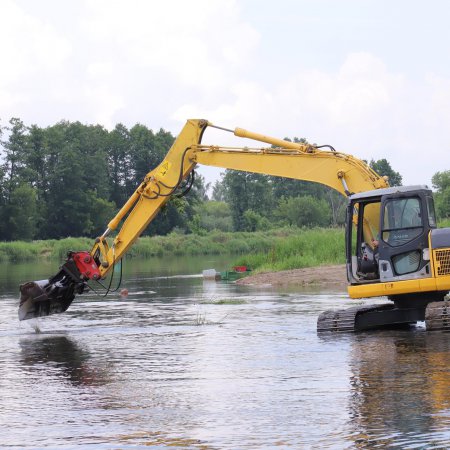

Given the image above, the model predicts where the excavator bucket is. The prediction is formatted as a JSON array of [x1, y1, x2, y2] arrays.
[[19, 279, 77, 321], [18, 255, 89, 321]]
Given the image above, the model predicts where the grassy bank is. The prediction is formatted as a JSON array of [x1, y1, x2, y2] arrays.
[[233, 228, 345, 272], [4, 221, 449, 269], [0, 228, 340, 263], [234, 220, 450, 273], [0, 237, 94, 263]]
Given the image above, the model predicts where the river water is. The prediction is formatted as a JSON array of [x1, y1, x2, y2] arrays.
[[1, 256, 450, 449]]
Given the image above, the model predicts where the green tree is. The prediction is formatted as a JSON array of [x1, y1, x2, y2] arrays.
[[190, 200, 232, 233], [275, 195, 331, 227], [432, 171, 450, 192], [44, 122, 111, 238], [46, 143, 91, 237], [212, 176, 227, 201], [108, 123, 133, 207], [370, 159, 403, 186], [432, 170, 450, 218], [0, 184, 38, 240], [0, 122, 5, 215], [86, 191, 117, 236], [270, 176, 346, 225], [1, 118, 28, 201], [242, 209, 270, 231], [220, 170, 274, 231], [129, 124, 158, 186]]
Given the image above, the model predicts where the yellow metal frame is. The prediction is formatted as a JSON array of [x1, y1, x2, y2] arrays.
[[348, 232, 450, 298], [90, 118, 389, 279]]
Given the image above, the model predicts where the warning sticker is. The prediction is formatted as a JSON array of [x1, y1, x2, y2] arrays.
[[158, 161, 172, 178]]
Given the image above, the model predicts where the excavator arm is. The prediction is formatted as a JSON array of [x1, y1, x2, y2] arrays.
[[18, 119, 388, 320]]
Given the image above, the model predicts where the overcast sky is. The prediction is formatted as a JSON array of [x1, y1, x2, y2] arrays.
[[1, 0, 450, 189]]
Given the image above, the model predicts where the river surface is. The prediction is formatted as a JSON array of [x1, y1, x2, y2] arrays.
[[1, 256, 450, 449]]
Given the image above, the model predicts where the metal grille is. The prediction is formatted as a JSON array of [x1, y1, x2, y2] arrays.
[[435, 249, 450, 276]]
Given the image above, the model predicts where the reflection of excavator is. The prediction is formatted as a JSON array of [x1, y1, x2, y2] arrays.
[[19, 119, 450, 331], [346, 332, 450, 446]]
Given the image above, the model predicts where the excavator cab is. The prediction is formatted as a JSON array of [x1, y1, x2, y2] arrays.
[[346, 186, 435, 287], [317, 185, 450, 332]]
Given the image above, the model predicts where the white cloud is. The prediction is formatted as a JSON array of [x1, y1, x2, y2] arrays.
[[175, 51, 450, 188], [174, 52, 403, 140], [0, 0, 71, 86], [1, 1, 450, 189], [81, 0, 259, 89], [426, 73, 450, 129]]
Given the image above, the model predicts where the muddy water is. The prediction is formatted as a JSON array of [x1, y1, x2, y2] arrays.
[[1, 256, 450, 449]]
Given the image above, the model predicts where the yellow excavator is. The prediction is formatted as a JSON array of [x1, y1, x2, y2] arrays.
[[18, 119, 450, 332]]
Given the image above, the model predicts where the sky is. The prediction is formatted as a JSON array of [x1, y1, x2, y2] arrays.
[[1, 0, 450, 190]]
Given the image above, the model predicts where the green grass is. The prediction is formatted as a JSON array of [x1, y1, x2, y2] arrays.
[[232, 220, 450, 273], [0, 228, 318, 263], [438, 218, 450, 228], [233, 228, 345, 272], [0, 237, 93, 263], [4, 221, 449, 271]]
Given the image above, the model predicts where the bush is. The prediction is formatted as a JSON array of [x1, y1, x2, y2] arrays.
[[275, 196, 331, 227]]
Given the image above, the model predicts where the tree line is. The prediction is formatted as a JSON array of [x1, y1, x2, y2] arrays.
[[0, 118, 206, 241], [1, 117, 446, 242]]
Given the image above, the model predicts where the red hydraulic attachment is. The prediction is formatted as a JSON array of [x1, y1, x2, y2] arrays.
[[71, 251, 102, 281]]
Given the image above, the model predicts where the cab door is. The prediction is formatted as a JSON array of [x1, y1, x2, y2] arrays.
[[378, 193, 429, 280]]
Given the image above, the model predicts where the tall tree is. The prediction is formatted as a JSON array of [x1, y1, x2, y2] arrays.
[[129, 123, 158, 186], [0, 118, 205, 240], [0, 122, 5, 207], [220, 170, 274, 231], [370, 159, 403, 186], [1, 118, 28, 201], [108, 123, 132, 208], [432, 170, 450, 218], [44, 122, 112, 238], [1, 184, 38, 241]]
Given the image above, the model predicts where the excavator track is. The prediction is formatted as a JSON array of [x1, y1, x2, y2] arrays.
[[316, 302, 426, 332], [317, 304, 393, 332], [425, 300, 450, 331]]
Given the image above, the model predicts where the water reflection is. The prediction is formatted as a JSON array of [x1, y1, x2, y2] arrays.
[[19, 335, 109, 386], [117, 431, 216, 449], [347, 330, 450, 447]]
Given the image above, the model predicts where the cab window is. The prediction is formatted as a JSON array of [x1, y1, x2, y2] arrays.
[[427, 196, 437, 227], [382, 198, 423, 247]]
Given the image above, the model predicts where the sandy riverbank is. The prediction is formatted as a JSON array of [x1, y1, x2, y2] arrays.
[[236, 264, 347, 287]]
